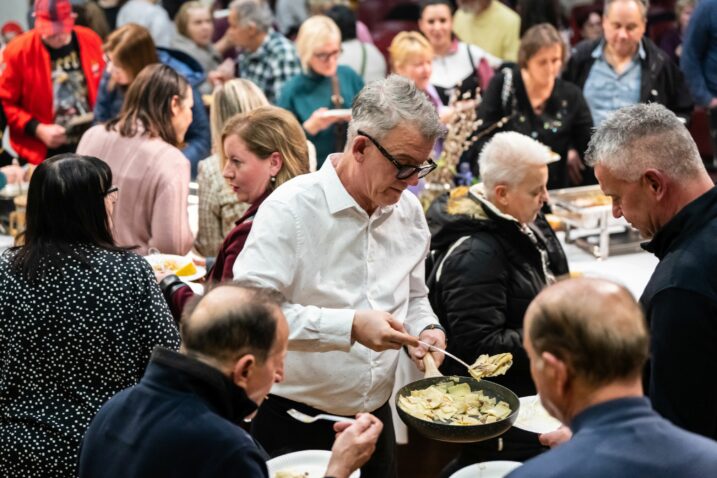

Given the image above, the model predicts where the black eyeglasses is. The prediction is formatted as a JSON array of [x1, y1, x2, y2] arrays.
[[357, 130, 436, 180]]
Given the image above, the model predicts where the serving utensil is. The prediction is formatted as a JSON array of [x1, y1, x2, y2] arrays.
[[418, 340, 474, 373], [286, 408, 356, 424]]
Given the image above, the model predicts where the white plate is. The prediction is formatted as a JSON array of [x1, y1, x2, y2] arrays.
[[266, 450, 360, 478], [513, 395, 562, 434], [144, 254, 206, 283], [449, 461, 522, 478], [320, 109, 352, 119]]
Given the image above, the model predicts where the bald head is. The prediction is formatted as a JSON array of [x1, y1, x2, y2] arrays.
[[181, 284, 285, 365], [525, 278, 648, 386]]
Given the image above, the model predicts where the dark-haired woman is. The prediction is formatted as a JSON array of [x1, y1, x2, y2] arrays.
[[94, 23, 210, 177], [78, 63, 194, 256], [0, 153, 179, 477], [468, 23, 593, 189]]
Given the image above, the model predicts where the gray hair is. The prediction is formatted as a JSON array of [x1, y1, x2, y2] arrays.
[[479, 131, 556, 192], [348, 75, 444, 144], [230, 0, 274, 32], [604, 0, 649, 21], [585, 103, 704, 182]]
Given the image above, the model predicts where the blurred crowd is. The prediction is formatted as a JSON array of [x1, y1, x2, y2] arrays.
[[2, 0, 717, 477]]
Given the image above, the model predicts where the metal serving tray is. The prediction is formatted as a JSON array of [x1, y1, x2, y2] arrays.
[[549, 185, 643, 259]]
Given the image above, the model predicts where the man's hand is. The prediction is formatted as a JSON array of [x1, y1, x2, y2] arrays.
[[539, 425, 572, 448], [351, 310, 419, 351], [325, 413, 383, 478], [208, 58, 235, 87], [35, 123, 67, 148], [408, 328, 446, 372], [567, 148, 584, 186], [709, 98, 717, 109]]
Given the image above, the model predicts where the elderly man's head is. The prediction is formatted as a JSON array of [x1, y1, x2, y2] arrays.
[[228, 0, 273, 51], [479, 132, 554, 224], [602, 0, 647, 58], [181, 284, 288, 406], [586, 103, 708, 238], [524, 278, 648, 423], [345, 75, 444, 212]]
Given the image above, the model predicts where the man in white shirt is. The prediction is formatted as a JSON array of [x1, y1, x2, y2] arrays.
[[233, 74, 446, 478]]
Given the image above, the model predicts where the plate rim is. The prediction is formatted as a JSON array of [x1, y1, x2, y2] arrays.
[[512, 395, 561, 434], [266, 449, 359, 478]]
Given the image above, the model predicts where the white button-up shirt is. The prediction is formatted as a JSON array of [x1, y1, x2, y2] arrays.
[[233, 155, 438, 414]]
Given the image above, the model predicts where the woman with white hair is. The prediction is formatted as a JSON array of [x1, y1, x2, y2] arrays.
[[426, 131, 568, 472], [278, 15, 363, 167]]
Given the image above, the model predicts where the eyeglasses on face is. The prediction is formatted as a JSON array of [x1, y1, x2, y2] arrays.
[[313, 48, 342, 62], [357, 130, 436, 180]]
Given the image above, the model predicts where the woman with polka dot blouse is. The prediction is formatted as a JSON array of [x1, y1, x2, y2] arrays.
[[0, 154, 181, 477]]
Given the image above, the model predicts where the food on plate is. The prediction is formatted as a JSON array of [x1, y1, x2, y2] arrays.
[[570, 195, 611, 208], [151, 258, 197, 277], [468, 353, 513, 380], [398, 378, 512, 425], [274, 470, 309, 478]]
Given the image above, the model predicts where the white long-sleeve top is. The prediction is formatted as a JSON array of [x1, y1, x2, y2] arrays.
[[233, 155, 438, 414]]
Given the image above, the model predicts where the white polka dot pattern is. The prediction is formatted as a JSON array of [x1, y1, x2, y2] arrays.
[[0, 244, 181, 477]]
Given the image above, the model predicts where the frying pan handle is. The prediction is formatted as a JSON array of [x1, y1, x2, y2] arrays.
[[423, 353, 443, 378]]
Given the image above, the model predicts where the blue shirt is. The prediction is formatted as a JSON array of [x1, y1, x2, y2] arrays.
[[681, 0, 717, 106], [583, 41, 645, 126], [507, 397, 717, 478]]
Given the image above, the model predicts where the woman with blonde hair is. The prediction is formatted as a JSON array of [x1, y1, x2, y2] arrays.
[[278, 15, 363, 167], [194, 79, 268, 258], [161, 106, 310, 322], [389, 31, 442, 109]]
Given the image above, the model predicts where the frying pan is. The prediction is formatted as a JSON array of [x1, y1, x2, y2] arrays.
[[395, 355, 520, 443]]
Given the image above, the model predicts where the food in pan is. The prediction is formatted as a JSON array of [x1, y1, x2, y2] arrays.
[[398, 379, 512, 425], [468, 353, 513, 380]]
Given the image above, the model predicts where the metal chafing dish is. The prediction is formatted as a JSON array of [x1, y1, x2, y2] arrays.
[[549, 185, 644, 260]]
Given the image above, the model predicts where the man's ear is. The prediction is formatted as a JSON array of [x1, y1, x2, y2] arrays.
[[541, 351, 570, 396], [642, 169, 667, 201], [231, 354, 256, 388], [351, 135, 369, 163]]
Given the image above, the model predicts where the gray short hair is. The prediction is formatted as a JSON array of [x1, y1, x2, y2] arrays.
[[348, 75, 445, 144], [585, 103, 704, 182], [230, 0, 274, 32], [604, 0, 649, 21], [479, 132, 556, 192]]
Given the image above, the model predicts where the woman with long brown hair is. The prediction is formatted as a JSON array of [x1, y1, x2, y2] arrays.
[[78, 63, 194, 255]]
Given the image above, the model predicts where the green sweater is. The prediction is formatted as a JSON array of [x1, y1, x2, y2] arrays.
[[278, 65, 364, 167]]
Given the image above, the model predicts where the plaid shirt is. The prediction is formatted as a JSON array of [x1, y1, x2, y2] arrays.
[[237, 29, 301, 104]]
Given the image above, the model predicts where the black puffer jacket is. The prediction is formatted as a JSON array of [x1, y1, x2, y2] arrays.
[[426, 187, 568, 397]]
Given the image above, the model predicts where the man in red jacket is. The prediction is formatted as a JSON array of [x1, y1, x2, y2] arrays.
[[0, 0, 104, 165]]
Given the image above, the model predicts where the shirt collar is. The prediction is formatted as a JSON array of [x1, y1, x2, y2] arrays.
[[642, 186, 717, 258], [591, 39, 646, 61], [320, 154, 362, 214], [150, 347, 258, 424], [319, 154, 397, 216]]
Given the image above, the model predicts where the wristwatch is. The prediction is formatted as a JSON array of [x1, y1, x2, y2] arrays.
[[421, 323, 446, 334]]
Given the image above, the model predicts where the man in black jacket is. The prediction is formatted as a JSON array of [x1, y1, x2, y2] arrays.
[[586, 103, 717, 441], [78, 284, 382, 478], [563, 0, 693, 126]]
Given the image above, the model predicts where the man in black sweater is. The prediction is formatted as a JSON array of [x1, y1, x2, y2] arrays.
[[586, 102, 717, 441]]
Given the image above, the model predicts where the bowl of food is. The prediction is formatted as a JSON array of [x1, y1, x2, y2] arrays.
[[396, 376, 519, 443]]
